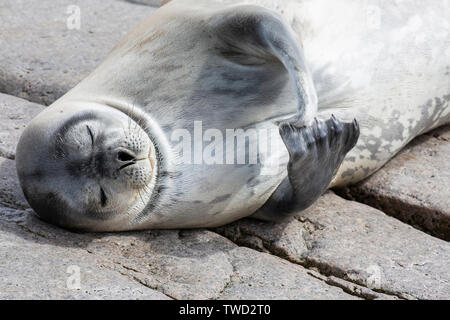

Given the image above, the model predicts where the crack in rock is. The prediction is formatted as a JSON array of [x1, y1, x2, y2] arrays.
[[215, 224, 398, 300]]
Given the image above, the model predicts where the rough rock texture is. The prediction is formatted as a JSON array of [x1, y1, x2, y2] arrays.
[[216, 192, 450, 300], [0, 0, 155, 105], [0, 93, 45, 160], [0, 219, 170, 300], [7, 216, 355, 300], [337, 125, 450, 241]]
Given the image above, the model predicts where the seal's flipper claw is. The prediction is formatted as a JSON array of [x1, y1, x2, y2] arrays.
[[250, 116, 360, 222]]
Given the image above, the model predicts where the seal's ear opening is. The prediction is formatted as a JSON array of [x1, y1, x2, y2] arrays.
[[212, 5, 318, 125]]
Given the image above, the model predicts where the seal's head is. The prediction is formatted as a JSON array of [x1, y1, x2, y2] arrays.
[[16, 103, 157, 231]]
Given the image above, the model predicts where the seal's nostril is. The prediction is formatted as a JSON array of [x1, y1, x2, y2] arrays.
[[117, 151, 135, 162]]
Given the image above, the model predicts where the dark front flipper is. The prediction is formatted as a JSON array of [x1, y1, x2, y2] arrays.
[[251, 116, 360, 222]]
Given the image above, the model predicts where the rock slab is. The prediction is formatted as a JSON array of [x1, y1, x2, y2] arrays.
[[338, 125, 450, 240], [217, 192, 450, 300], [0, 0, 155, 105]]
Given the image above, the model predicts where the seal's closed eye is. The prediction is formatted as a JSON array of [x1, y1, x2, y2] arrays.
[[100, 187, 108, 207], [86, 125, 94, 146]]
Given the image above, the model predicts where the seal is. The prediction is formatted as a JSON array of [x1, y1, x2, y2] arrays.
[[16, 0, 450, 231]]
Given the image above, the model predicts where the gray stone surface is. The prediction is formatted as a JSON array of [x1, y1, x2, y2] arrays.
[[338, 125, 450, 240], [0, 158, 28, 211], [0, 218, 170, 300], [0, 0, 155, 105], [0, 93, 45, 159], [216, 192, 450, 300]]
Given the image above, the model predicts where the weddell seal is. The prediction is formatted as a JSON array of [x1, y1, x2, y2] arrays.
[[16, 0, 450, 231]]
